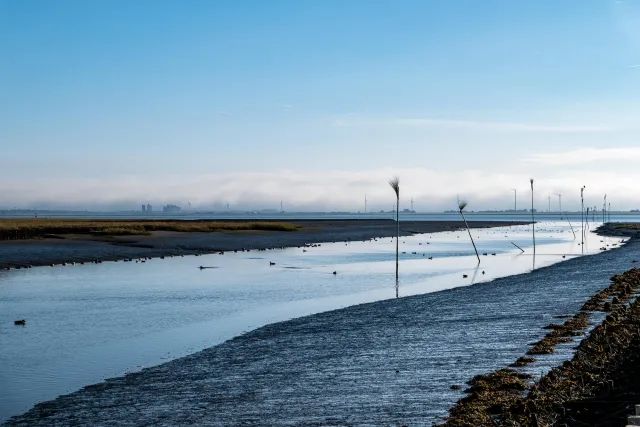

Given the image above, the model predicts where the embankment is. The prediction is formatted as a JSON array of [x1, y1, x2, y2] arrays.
[[441, 268, 640, 427]]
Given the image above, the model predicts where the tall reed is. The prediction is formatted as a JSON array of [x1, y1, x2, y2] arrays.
[[530, 179, 536, 256]]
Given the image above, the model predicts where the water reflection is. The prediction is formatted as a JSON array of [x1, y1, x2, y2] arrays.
[[470, 265, 481, 284]]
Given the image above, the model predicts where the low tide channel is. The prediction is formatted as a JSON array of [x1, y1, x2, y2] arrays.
[[0, 222, 622, 421]]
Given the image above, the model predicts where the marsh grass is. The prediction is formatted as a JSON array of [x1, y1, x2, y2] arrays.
[[0, 219, 300, 240], [509, 357, 536, 367], [613, 222, 640, 230], [443, 369, 533, 426], [526, 312, 590, 355]]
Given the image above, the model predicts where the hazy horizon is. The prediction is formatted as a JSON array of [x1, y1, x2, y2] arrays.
[[2, 0, 639, 212]]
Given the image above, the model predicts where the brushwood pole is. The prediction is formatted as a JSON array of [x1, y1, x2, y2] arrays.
[[530, 179, 535, 256], [461, 210, 480, 264], [396, 195, 399, 282]]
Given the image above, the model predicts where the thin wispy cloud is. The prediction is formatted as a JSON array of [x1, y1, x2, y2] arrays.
[[523, 147, 640, 165], [332, 117, 612, 132], [630, 64, 640, 68]]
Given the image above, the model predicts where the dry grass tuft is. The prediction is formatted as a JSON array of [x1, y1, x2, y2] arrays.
[[526, 312, 590, 355], [442, 369, 533, 426], [509, 357, 536, 367], [388, 176, 400, 198]]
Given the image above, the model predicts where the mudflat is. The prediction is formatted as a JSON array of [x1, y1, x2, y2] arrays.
[[0, 219, 525, 269], [596, 222, 640, 237]]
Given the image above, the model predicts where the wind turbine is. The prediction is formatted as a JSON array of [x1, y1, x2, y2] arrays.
[[553, 193, 574, 238], [410, 197, 414, 212], [548, 194, 551, 213], [511, 189, 517, 211], [364, 194, 368, 214], [554, 193, 562, 212]]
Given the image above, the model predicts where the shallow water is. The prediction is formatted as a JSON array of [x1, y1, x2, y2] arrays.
[[0, 222, 623, 421]]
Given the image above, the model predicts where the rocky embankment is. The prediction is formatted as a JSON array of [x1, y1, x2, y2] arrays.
[[441, 268, 640, 427]]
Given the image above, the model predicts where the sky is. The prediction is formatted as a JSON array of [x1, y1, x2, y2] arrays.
[[1, 0, 640, 212]]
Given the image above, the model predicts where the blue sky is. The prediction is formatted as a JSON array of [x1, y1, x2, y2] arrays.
[[1, 0, 640, 211]]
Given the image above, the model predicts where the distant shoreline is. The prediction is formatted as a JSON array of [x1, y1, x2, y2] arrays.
[[0, 219, 527, 270], [596, 222, 640, 237], [1, 210, 636, 217]]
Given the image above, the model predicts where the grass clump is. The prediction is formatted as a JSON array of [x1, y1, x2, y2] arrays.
[[581, 271, 639, 311], [509, 357, 536, 367], [526, 312, 590, 355], [526, 336, 573, 355], [442, 369, 532, 426]]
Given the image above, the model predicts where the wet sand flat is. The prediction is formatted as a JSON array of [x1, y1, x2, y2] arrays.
[[0, 220, 524, 269]]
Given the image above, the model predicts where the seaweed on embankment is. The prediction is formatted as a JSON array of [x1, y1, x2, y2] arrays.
[[525, 312, 589, 356], [440, 268, 640, 427]]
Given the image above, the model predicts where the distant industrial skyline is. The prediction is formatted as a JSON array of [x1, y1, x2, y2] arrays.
[[1, 206, 634, 215], [0, 171, 637, 215]]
